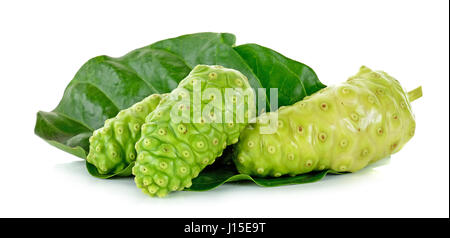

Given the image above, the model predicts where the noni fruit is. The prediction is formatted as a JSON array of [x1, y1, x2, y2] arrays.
[[133, 65, 255, 197], [87, 94, 165, 176], [234, 66, 422, 177]]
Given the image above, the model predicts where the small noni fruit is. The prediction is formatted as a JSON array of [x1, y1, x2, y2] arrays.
[[87, 94, 165, 176], [133, 65, 255, 197], [234, 66, 422, 177]]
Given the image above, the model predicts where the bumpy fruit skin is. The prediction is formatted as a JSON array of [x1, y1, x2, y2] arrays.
[[234, 66, 420, 177], [87, 94, 165, 176], [133, 65, 254, 197]]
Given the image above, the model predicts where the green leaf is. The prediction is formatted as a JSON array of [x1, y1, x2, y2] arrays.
[[234, 43, 326, 108], [86, 161, 135, 179], [186, 163, 332, 191], [186, 144, 341, 191], [35, 38, 195, 159], [35, 111, 92, 159], [35, 32, 327, 187]]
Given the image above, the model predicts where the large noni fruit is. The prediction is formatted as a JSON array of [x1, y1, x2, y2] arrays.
[[234, 66, 422, 177], [133, 65, 255, 197], [87, 94, 165, 176]]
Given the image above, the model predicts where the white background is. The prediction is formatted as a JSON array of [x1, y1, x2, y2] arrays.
[[0, 0, 448, 218]]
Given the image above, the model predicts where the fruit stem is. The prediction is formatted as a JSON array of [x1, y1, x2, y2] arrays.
[[408, 86, 423, 102]]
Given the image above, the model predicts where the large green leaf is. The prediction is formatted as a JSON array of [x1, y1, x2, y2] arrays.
[[234, 44, 325, 107], [187, 163, 333, 191], [36, 47, 191, 156], [187, 148, 337, 191], [35, 32, 329, 189]]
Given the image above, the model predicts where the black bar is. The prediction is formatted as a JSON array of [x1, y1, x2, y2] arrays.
[[0, 218, 448, 236]]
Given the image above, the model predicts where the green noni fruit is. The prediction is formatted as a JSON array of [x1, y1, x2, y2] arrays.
[[234, 66, 422, 177], [87, 94, 165, 176], [133, 65, 255, 197]]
